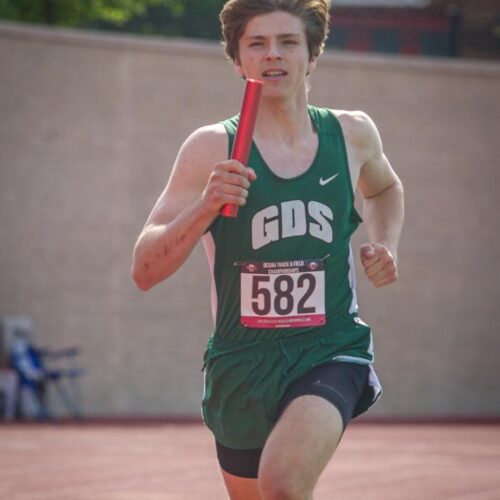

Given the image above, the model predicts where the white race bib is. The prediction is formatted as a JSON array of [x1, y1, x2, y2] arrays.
[[240, 259, 326, 329]]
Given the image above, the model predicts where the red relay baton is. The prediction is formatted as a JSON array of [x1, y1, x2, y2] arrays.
[[220, 79, 263, 218]]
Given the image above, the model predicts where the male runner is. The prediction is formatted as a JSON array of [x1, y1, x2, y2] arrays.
[[132, 1, 404, 498]]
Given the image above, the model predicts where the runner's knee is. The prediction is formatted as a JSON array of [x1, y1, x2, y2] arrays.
[[259, 467, 311, 500]]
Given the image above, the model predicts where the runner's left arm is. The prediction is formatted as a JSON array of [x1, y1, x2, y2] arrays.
[[356, 113, 404, 288]]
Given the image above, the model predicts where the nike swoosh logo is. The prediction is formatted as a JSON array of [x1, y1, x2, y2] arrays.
[[319, 173, 339, 186]]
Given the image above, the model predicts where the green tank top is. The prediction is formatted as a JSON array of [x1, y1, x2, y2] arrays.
[[202, 106, 370, 352]]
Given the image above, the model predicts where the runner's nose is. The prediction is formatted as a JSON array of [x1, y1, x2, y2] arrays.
[[265, 40, 282, 60]]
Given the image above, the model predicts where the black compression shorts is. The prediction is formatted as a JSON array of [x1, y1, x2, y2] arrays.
[[216, 361, 369, 478]]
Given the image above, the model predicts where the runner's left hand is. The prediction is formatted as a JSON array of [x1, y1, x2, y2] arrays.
[[360, 243, 398, 288]]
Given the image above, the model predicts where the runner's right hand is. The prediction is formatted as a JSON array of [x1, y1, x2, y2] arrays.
[[201, 160, 257, 216]]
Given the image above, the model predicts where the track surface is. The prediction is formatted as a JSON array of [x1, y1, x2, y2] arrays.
[[1, 422, 499, 499]]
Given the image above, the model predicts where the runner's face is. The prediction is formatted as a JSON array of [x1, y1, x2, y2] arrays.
[[235, 11, 316, 98]]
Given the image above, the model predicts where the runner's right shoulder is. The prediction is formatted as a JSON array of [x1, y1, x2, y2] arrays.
[[178, 123, 229, 167]]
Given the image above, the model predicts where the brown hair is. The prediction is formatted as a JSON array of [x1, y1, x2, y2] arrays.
[[220, 0, 331, 63]]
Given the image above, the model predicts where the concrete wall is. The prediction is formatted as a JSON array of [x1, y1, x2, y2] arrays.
[[1, 22, 499, 418]]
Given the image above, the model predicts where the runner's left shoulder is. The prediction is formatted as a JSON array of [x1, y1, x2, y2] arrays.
[[329, 109, 378, 148]]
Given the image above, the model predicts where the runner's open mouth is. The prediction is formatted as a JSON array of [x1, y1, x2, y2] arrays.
[[262, 70, 288, 77]]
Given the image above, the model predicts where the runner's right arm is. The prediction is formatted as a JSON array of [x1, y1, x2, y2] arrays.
[[131, 124, 256, 291]]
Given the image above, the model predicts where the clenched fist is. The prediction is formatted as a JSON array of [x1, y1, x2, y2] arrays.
[[201, 160, 257, 216], [360, 243, 398, 288]]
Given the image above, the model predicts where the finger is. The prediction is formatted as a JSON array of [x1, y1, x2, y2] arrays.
[[360, 244, 376, 261], [247, 167, 257, 181], [368, 267, 391, 284], [372, 273, 398, 288], [228, 164, 256, 184], [206, 190, 248, 208], [362, 254, 381, 272], [371, 244, 395, 263], [219, 184, 250, 199], [364, 255, 396, 279], [215, 161, 255, 184], [218, 160, 254, 178], [205, 179, 253, 207], [364, 259, 385, 278], [219, 194, 249, 207], [222, 172, 252, 189], [211, 169, 251, 190], [362, 247, 385, 267], [362, 246, 392, 267], [371, 268, 398, 287]]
